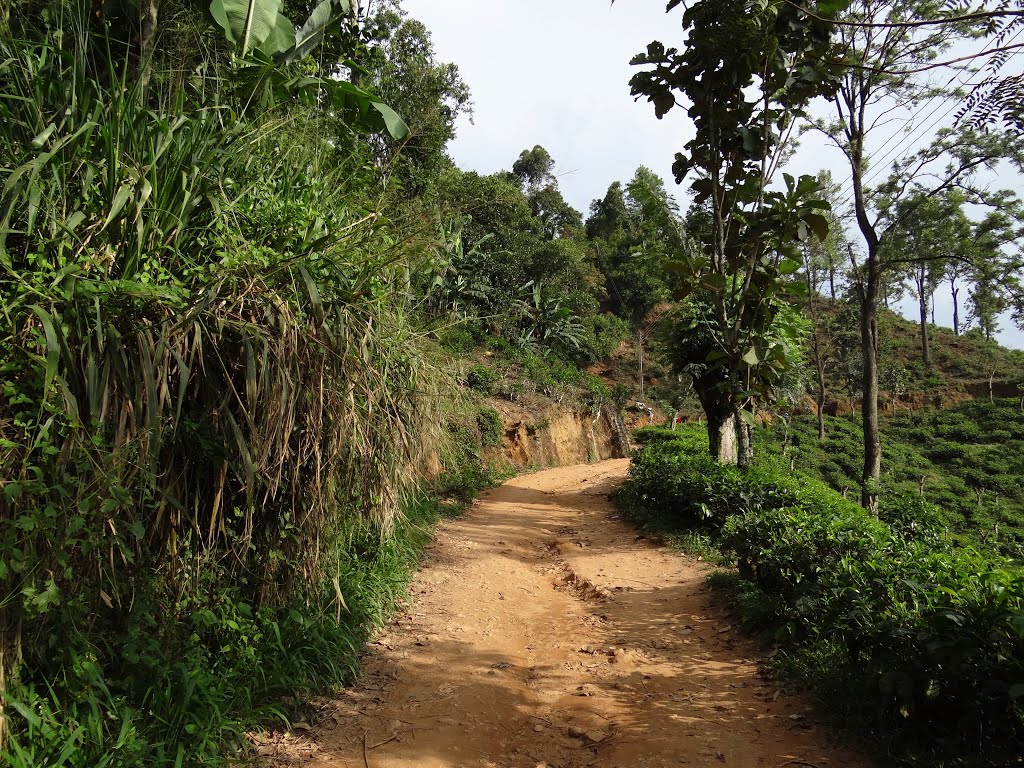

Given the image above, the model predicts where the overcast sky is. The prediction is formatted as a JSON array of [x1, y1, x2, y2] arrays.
[[401, 0, 1024, 350]]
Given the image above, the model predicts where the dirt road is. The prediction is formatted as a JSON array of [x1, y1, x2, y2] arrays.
[[274, 460, 866, 768]]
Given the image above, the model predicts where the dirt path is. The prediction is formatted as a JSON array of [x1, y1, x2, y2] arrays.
[[272, 460, 867, 768]]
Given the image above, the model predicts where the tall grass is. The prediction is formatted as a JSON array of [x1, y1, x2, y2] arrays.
[[1, 7, 455, 763]]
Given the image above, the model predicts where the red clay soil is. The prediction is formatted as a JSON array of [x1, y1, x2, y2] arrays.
[[261, 460, 868, 768]]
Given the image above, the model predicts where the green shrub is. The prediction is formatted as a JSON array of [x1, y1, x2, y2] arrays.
[[477, 406, 504, 447], [465, 364, 499, 392], [618, 425, 859, 531], [615, 428, 1024, 764], [757, 401, 1024, 558], [579, 312, 630, 363], [439, 327, 480, 355], [877, 493, 947, 541]]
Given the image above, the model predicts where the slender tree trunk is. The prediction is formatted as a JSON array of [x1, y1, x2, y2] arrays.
[[917, 270, 931, 366], [861, 258, 881, 514], [139, 0, 160, 90], [951, 278, 960, 336], [805, 264, 827, 441], [850, 129, 881, 514], [828, 266, 837, 302], [637, 332, 644, 399], [816, 364, 827, 442]]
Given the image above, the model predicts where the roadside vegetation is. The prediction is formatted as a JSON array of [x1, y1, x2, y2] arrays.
[[616, 3, 1024, 759], [760, 399, 1024, 558], [0, 2, 665, 763], [616, 425, 1024, 766]]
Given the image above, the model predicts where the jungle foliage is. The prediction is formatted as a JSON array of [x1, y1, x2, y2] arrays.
[[0, 0, 462, 762]]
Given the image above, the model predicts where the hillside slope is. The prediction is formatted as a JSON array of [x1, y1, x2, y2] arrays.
[[759, 399, 1024, 557], [813, 302, 1024, 415]]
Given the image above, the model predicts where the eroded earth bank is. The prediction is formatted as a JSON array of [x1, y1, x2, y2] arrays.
[[265, 460, 867, 768]]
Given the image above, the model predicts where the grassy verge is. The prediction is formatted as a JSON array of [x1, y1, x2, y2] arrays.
[[1, 489, 484, 768], [614, 425, 1024, 767]]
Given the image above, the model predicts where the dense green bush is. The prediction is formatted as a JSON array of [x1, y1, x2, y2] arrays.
[[617, 425, 1024, 765], [618, 427, 857, 530], [578, 312, 631, 363], [465, 363, 499, 393], [477, 406, 504, 447]]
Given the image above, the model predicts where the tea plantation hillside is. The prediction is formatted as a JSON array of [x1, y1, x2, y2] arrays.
[[615, 425, 1024, 766], [758, 399, 1024, 558], [811, 303, 1024, 414]]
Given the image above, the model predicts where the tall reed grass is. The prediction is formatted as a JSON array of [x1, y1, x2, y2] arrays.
[[0, 6, 455, 763]]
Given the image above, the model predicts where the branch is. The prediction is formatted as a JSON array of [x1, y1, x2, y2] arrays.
[[783, 1, 1023, 31], [818, 42, 1024, 77]]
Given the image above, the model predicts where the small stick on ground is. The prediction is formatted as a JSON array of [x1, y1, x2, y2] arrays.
[[368, 734, 400, 750], [778, 761, 824, 768], [362, 732, 369, 768]]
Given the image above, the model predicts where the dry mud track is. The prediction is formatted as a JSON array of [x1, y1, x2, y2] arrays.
[[272, 460, 867, 768]]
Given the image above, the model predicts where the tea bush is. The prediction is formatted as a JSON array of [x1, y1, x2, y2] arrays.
[[618, 427, 860, 532], [616, 425, 1024, 765]]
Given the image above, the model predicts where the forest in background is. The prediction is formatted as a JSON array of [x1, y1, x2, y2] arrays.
[[1, 0, 1024, 765]]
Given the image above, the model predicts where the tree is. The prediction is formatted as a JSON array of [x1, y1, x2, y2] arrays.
[[586, 170, 684, 324], [512, 145, 557, 190], [629, 0, 841, 466], [360, 1, 471, 193], [510, 147, 583, 240], [803, 172, 846, 440], [804, 172, 847, 302], [883, 190, 971, 366], [807, 0, 1023, 511], [801, 1, 1024, 133], [968, 203, 1024, 338], [625, 166, 684, 252], [430, 152, 602, 350]]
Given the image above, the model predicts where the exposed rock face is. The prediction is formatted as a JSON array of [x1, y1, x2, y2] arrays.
[[486, 401, 628, 470]]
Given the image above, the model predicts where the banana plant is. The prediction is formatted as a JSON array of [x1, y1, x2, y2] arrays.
[[209, 0, 296, 57], [208, 0, 409, 139]]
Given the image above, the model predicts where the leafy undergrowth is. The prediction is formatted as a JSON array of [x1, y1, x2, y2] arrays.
[[0, 491, 476, 768], [760, 398, 1024, 557], [446, 327, 620, 412], [615, 426, 1024, 767], [1, 373, 508, 768]]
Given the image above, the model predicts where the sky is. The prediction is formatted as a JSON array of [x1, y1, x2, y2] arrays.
[[401, 0, 1024, 350]]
